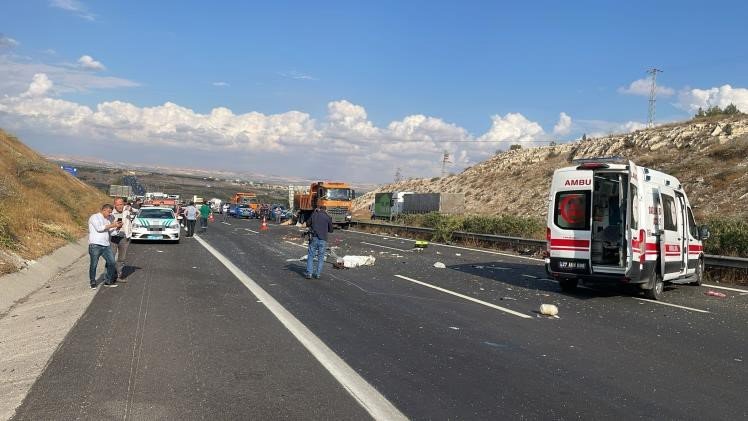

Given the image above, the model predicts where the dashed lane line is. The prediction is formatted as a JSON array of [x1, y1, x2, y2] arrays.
[[360, 241, 412, 253], [522, 274, 538, 279], [701, 284, 748, 293], [244, 228, 259, 234], [345, 229, 544, 262], [194, 235, 407, 421], [285, 241, 307, 249], [394, 275, 532, 319], [631, 297, 710, 313]]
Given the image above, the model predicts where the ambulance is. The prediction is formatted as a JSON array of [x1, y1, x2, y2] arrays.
[[545, 157, 710, 300]]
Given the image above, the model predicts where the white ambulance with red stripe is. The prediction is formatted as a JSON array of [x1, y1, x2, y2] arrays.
[[545, 157, 710, 300]]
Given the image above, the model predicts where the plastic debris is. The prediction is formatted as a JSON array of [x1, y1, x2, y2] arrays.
[[433, 262, 446, 269], [705, 290, 727, 298], [455, 253, 462, 256], [539, 304, 559, 316], [415, 240, 429, 248], [343, 255, 376, 268]]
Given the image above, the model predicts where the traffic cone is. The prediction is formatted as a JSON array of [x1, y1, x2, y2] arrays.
[[260, 216, 269, 231]]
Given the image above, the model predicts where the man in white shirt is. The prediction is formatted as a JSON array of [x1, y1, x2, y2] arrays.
[[110, 198, 134, 280], [88, 204, 121, 288], [222, 203, 230, 221], [184, 202, 198, 237]]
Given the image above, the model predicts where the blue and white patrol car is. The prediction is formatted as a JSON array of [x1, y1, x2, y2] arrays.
[[131, 206, 181, 243]]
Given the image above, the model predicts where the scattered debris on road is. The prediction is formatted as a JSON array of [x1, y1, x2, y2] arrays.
[[705, 290, 728, 298], [433, 262, 446, 269], [415, 240, 429, 248], [455, 253, 462, 256], [539, 304, 559, 316], [342, 255, 376, 268]]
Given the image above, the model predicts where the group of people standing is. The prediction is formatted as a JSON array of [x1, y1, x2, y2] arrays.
[[87, 198, 133, 288], [179, 201, 212, 237]]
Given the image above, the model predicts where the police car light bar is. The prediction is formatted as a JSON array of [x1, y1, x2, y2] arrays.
[[571, 155, 627, 164]]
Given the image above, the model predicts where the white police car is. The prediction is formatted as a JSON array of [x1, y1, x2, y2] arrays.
[[131, 206, 181, 243]]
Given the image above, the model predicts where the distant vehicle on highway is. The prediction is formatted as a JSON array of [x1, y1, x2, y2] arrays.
[[270, 205, 293, 221], [131, 206, 181, 243], [234, 205, 256, 219]]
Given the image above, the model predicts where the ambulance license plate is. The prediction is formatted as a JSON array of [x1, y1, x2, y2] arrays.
[[559, 261, 586, 270]]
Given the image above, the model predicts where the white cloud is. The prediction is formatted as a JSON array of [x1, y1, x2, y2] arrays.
[[478, 113, 545, 146], [50, 0, 96, 21], [618, 78, 674, 97], [0, 35, 19, 48], [578, 119, 648, 138], [676, 84, 748, 113], [279, 70, 317, 81], [0, 55, 138, 96], [212, 81, 230, 87], [553, 112, 572, 136], [78, 55, 106, 71], [22, 73, 54, 98]]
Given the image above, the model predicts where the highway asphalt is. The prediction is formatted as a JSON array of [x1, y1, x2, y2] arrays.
[[13, 217, 748, 419]]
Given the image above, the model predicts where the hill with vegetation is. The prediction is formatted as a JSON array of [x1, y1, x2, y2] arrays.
[[354, 114, 748, 257], [0, 130, 109, 274]]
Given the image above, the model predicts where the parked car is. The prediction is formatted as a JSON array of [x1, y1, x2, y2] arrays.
[[131, 206, 180, 243], [235, 205, 255, 219]]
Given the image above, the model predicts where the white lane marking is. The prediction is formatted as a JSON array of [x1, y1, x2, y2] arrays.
[[194, 235, 406, 421], [702, 284, 748, 293], [244, 228, 259, 234], [361, 241, 411, 253], [285, 241, 307, 249], [631, 297, 710, 313], [221, 221, 232, 225], [522, 274, 538, 279], [346, 229, 543, 262], [394, 275, 532, 319]]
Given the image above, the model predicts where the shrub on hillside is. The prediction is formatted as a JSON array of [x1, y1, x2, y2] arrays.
[[705, 218, 748, 257]]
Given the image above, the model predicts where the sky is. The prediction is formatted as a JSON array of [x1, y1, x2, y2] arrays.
[[1, 0, 747, 183]]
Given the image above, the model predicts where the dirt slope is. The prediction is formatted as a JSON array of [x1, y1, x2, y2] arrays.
[[354, 116, 748, 222], [0, 130, 109, 274]]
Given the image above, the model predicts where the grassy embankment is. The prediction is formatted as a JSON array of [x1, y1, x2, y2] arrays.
[[0, 130, 109, 274]]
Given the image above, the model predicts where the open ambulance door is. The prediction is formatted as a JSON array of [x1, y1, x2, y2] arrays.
[[625, 162, 641, 278]]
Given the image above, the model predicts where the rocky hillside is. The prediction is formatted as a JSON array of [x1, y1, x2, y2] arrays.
[[354, 115, 748, 221], [0, 130, 109, 274]]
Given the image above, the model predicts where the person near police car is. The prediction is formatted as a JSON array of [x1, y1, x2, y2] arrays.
[[304, 205, 334, 279], [88, 204, 121, 288], [110, 197, 134, 280]]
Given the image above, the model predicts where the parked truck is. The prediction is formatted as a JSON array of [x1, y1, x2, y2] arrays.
[[294, 181, 355, 227], [374, 191, 413, 219], [231, 192, 260, 211], [402, 193, 465, 214]]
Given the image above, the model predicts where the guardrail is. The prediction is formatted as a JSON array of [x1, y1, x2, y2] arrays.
[[351, 220, 748, 270]]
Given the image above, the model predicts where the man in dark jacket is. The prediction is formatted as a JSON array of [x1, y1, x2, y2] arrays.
[[305, 206, 334, 279]]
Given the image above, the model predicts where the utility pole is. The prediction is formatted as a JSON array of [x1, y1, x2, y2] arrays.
[[647, 68, 662, 128], [394, 167, 402, 183], [440, 150, 451, 178]]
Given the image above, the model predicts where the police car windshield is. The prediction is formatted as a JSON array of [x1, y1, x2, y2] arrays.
[[138, 209, 174, 219], [321, 188, 351, 201]]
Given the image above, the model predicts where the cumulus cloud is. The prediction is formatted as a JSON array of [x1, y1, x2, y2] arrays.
[[553, 112, 572, 136], [0, 73, 569, 181], [212, 81, 230, 87], [78, 55, 106, 71], [0, 34, 19, 48], [50, 0, 96, 21], [618, 78, 674, 97], [676, 84, 748, 113]]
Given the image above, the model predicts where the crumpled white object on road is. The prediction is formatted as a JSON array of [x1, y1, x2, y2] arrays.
[[343, 255, 376, 268], [433, 262, 446, 269], [539, 304, 559, 316]]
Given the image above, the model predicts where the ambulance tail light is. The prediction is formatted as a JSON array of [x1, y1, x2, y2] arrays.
[[577, 163, 609, 170], [639, 229, 646, 264], [546, 227, 551, 251]]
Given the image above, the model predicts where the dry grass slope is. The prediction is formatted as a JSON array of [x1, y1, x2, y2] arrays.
[[0, 129, 109, 274]]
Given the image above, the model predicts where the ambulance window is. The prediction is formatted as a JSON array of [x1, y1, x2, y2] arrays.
[[630, 185, 638, 230], [554, 191, 591, 230], [687, 208, 698, 239], [662, 194, 677, 231]]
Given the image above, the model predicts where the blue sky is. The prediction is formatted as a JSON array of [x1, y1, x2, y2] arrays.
[[1, 0, 747, 182]]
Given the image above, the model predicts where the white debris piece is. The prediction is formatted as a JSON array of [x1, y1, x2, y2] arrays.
[[455, 253, 461, 256], [300, 255, 308, 261], [539, 304, 559, 316], [343, 255, 376, 268], [433, 262, 446, 269]]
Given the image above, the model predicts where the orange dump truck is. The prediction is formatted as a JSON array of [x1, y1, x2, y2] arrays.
[[231, 192, 260, 211], [294, 181, 355, 227]]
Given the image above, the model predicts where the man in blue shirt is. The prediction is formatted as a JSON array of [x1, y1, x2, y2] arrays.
[[305, 206, 334, 279]]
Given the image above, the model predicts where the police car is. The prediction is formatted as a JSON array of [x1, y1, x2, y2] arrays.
[[131, 206, 181, 243]]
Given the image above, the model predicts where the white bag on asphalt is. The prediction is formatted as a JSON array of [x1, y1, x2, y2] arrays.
[[342, 255, 376, 268]]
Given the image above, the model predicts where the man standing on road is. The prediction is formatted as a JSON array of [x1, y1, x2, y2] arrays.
[[88, 204, 121, 288], [222, 203, 230, 222], [304, 206, 334, 279], [199, 201, 211, 232], [184, 202, 198, 237], [110, 198, 133, 280]]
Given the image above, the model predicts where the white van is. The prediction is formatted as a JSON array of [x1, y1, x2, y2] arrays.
[[545, 157, 710, 300]]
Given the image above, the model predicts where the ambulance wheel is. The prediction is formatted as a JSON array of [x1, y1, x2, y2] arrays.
[[558, 278, 578, 293], [689, 258, 704, 286], [644, 272, 664, 300]]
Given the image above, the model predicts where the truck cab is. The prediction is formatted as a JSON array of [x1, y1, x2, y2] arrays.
[[546, 157, 709, 300]]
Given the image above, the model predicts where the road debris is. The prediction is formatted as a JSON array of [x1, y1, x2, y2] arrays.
[[448, 326, 460, 330], [500, 296, 517, 301], [342, 255, 376, 268], [415, 240, 429, 248], [455, 253, 462, 256], [705, 290, 728, 298], [433, 262, 446, 269], [539, 304, 559, 316]]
